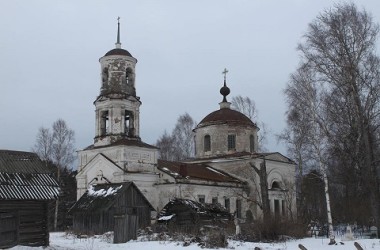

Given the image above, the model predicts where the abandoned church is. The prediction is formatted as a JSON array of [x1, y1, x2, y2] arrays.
[[75, 21, 297, 225]]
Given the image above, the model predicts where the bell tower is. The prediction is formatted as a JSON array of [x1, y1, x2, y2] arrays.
[[94, 18, 141, 146]]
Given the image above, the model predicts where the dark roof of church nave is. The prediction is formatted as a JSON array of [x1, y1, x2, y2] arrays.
[[104, 48, 132, 57], [189, 151, 295, 165], [157, 159, 241, 183], [196, 107, 257, 129]]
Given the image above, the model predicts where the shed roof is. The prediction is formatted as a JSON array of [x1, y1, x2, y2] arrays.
[[0, 150, 59, 200], [69, 182, 155, 214]]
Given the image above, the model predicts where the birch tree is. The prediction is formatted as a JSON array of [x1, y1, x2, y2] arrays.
[[283, 3, 380, 238], [33, 119, 75, 230], [156, 113, 196, 161], [231, 95, 268, 151]]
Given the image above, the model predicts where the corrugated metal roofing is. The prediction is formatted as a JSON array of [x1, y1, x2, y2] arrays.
[[0, 173, 59, 200], [0, 150, 59, 200]]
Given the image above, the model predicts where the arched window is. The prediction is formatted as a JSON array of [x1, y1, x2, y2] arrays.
[[204, 135, 211, 152], [124, 110, 135, 137], [250, 135, 255, 153]]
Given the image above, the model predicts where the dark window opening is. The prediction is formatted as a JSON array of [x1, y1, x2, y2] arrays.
[[250, 135, 255, 153], [198, 195, 205, 203], [224, 198, 230, 212], [271, 181, 281, 190], [212, 197, 218, 204], [236, 199, 242, 218], [100, 110, 109, 136], [228, 134, 236, 151], [125, 110, 135, 137], [126, 68, 134, 86], [282, 200, 286, 216], [274, 199, 280, 218], [204, 135, 211, 152]]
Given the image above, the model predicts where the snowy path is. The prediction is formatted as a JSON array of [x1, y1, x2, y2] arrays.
[[10, 232, 380, 250]]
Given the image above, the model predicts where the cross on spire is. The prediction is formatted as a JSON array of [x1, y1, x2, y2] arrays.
[[222, 68, 229, 82], [116, 17, 121, 48]]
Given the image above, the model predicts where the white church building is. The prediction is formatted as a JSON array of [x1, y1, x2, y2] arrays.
[[76, 22, 297, 221]]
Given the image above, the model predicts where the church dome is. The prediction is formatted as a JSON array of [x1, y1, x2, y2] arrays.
[[104, 48, 132, 57], [196, 108, 255, 129], [193, 70, 259, 158]]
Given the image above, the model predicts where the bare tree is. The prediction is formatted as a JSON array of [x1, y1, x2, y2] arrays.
[[231, 95, 268, 151], [172, 113, 196, 160], [231, 95, 257, 120], [156, 130, 176, 161], [32, 127, 53, 163], [33, 119, 75, 231], [249, 158, 271, 224], [283, 3, 380, 241], [156, 113, 196, 161]]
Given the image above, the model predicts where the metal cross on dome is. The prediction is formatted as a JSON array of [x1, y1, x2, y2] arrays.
[[222, 68, 229, 81]]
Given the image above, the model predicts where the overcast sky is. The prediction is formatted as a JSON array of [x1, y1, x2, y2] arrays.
[[1, 0, 380, 157]]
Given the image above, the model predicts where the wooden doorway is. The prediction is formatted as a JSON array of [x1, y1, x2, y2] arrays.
[[113, 214, 138, 243]]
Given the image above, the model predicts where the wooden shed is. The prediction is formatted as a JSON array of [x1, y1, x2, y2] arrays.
[[69, 182, 155, 243], [158, 198, 232, 227], [0, 150, 59, 248]]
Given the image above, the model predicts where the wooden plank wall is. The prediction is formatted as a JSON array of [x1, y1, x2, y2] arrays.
[[0, 200, 49, 247], [0, 211, 18, 248]]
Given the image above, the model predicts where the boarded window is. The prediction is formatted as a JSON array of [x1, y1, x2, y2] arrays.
[[204, 135, 211, 152], [228, 134, 236, 150]]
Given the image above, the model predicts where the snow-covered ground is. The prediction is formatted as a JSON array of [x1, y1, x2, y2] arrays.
[[10, 232, 380, 250]]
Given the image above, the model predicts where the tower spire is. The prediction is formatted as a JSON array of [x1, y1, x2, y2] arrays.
[[115, 17, 122, 49]]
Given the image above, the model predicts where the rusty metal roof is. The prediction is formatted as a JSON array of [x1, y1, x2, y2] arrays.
[[195, 108, 256, 129], [0, 150, 59, 200], [158, 160, 241, 183]]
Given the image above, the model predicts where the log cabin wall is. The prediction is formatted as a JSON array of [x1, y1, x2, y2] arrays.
[[0, 200, 49, 248]]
